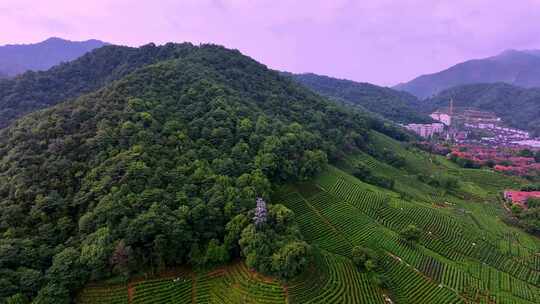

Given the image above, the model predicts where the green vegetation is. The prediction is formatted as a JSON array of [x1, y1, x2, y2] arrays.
[[1, 42, 539, 304], [273, 132, 539, 303], [237, 201, 311, 280], [508, 197, 540, 235], [73, 127, 540, 304], [0, 42, 196, 128], [351, 246, 379, 272], [400, 225, 422, 243], [0, 44, 387, 302], [289, 72, 431, 124], [76, 262, 286, 304]]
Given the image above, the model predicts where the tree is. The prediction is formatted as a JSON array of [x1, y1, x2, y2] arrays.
[[253, 198, 268, 228], [400, 224, 421, 243], [4, 293, 28, 304], [80, 227, 112, 280], [204, 239, 229, 266], [511, 204, 524, 215], [110, 240, 132, 277], [535, 151, 540, 163], [239, 200, 310, 279], [299, 150, 327, 180], [36, 248, 88, 303], [518, 149, 534, 158], [271, 241, 311, 280], [351, 246, 378, 271], [527, 197, 540, 209], [224, 214, 249, 253], [371, 274, 390, 289]]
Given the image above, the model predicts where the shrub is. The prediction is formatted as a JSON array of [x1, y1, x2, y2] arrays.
[[400, 224, 421, 243], [351, 246, 378, 271]]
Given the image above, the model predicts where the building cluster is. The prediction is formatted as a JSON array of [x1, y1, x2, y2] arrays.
[[427, 107, 540, 148], [503, 190, 540, 209]]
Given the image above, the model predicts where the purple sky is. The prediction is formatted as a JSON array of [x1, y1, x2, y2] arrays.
[[2, 0, 540, 86]]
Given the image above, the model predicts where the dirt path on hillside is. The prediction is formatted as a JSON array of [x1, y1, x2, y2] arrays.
[[283, 284, 289, 304], [127, 283, 134, 304], [191, 272, 197, 304], [299, 192, 355, 249], [386, 252, 468, 302]]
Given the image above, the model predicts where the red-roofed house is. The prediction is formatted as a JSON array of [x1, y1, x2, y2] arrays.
[[503, 190, 540, 209]]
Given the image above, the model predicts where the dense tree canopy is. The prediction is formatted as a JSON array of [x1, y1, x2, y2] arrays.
[[288, 73, 432, 124], [0, 43, 389, 302]]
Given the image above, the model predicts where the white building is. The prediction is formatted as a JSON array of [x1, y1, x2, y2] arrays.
[[405, 123, 445, 138], [430, 111, 451, 126]]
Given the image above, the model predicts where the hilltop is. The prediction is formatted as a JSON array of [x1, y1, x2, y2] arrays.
[[395, 49, 540, 98], [0, 37, 107, 77], [0, 43, 394, 302], [289, 73, 431, 124]]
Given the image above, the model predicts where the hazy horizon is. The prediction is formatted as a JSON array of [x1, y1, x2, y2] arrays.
[[2, 0, 540, 86]]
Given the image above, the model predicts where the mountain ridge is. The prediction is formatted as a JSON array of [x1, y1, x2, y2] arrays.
[[0, 42, 197, 128], [0, 37, 107, 77], [395, 49, 540, 98], [289, 72, 432, 124]]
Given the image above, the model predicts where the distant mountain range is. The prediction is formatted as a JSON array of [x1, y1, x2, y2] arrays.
[[0, 37, 107, 77], [425, 82, 540, 136], [395, 49, 540, 98], [289, 73, 431, 124], [0, 42, 198, 128]]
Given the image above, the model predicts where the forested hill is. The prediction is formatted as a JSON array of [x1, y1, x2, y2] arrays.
[[289, 73, 431, 124], [0, 37, 107, 77], [0, 43, 398, 302], [395, 49, 540, 98], [425, 82, 540, 136], [0, 42, 204, 129]]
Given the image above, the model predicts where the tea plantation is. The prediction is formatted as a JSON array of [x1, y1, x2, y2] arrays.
[[77, 132, 539, 303]]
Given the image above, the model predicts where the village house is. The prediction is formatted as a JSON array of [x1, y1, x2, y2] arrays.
[[503, 190, 540, 209]]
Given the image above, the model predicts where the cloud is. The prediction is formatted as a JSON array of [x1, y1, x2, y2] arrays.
[[1, 0, 539, 85]]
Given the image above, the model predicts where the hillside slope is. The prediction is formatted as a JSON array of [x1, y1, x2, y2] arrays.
[[0, 42, 202, 128], [0, 43, 381, 302], [0, 37, 107, 77], [424, 83, 540, 136], [395, 49, 540, 98], [76, 132, 540, 303], [290, 73, 430, 124]]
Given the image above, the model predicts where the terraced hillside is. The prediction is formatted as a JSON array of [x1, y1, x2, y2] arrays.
[[78, 132, 539, 303], [276, 132, 539, 304]]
